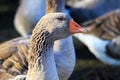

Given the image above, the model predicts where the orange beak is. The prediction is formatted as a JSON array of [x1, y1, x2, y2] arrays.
[[69, 19, 85, 34]]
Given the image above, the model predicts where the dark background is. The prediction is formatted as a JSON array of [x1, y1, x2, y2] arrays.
[[0, 0, 20, 43], [0, 0, 120, 80]]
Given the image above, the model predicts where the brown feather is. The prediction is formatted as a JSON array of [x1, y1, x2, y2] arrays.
[[83, 9, 120, 40]]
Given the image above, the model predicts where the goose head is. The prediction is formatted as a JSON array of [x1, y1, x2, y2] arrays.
[[32, 12, 85, 41]]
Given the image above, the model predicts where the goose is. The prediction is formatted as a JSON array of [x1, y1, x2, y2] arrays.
[[26, 13, 84, 80], [0, 13, 85, 80], [13, 0, 78, 80], [73, 9, 120, 66]]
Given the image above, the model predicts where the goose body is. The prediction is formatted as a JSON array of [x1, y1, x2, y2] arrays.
[[74, 9, 120, 66], [0, 13, 84, 80]]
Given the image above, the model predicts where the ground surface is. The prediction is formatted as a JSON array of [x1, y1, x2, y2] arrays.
[[0, 0, 120, 80]]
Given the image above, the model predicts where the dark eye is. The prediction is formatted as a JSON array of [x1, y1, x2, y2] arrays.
[[57, 16, 64, 21]]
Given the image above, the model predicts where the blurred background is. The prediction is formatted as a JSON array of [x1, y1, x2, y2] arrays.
[[0, 0, 120, 80], [0, 0, 20, 43]]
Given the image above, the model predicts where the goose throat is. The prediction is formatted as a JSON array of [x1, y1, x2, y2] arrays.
[[28, 29, 54, 68]]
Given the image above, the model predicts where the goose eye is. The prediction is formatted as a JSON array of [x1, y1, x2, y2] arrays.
[[57, 16, 64, 21]]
